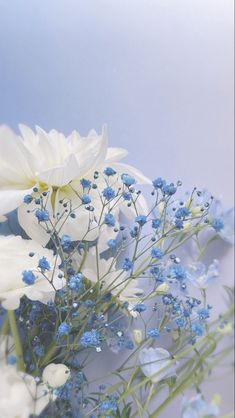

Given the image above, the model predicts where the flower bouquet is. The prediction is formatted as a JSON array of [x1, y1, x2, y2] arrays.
[[0, 124, 234, 418]]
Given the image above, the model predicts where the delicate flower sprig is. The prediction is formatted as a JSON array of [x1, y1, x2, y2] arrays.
[[0, 124, 234, 418]]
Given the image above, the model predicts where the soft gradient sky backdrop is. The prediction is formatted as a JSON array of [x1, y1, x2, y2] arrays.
[[0, 0, 234, 203], [0, 0, 234, 415]]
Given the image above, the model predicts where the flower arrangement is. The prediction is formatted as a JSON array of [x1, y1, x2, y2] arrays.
[[0, 124, 234, 418]]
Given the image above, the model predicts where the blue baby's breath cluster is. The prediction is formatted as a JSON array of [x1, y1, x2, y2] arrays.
[[0, 166, 234, 418]]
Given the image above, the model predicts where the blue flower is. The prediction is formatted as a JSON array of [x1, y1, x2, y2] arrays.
[[58, 322, 71, 336], [104, 167, 117, 176], [7, 355, 17, 365], [107, 239, 117, 249], [133, 303, 146, 313], [152, 177, 166, 189], [175, 219, 184, 229], [80, 329, 100, 347], [35, 209, 49, 222], [211, 217, 224, 232], [197, 308, 210, 320], [68, 273, 84, 293], [162, 294, 173, 305], [130, 226, 139, 238], [123, 192, 132, 201], [100, 399, 118, 412], [33, 344, 45, 357], [38, 256, 50, 272], [152, 218, 162, 229], [81, 194, 91, 205], [104, 213, 116, 227], [61, 234, 72, 250], [175, 207, 190, 219], [209, 199, 234, 244], [162, 183, 177, 195], [170, 265, 187, 281], [191, 322, 204, 336], [80, 178, 91, 189], [121, 173, 136, 187], [85, 299, 93, 308], [23, 194, 33, 204], [147, 328, 160, 338], [122, 258, 133, 271], [135, 215, 147, 226], [102, 187, 116, 201], [176, 318, 186, 328], [151, 247, 164, 259], [22, 270, 36, 285]]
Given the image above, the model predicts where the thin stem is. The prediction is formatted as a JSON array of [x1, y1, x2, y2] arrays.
[[8, 310, 25, 372]]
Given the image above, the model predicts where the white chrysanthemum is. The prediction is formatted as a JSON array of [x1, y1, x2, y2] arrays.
[[42, 363, 70, 388], [80, 247, 143, 315], [0, 235, 64, 310], [139, 347, 176, 383], [0, 125, 150, 246], [0, 364, 50, 418]]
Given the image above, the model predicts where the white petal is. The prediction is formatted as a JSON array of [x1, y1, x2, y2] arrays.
[[0, 125, 35, 181], [75, 125, 108, 177], [0, 188, 34, 217], [38, 153, 81, 187], [139, 347, 176, 383], [17, 203, 50, 246], [60, 208, 99, 241], [0, 288, 24, 310], [119, 193, 149, 219], [105, 147, 128, 163]]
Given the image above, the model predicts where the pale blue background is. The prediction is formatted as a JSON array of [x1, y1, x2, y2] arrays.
[[0, 0, 234, 416]]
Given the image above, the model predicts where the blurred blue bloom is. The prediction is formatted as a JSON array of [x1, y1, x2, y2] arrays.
[[209, 199, 234, 244], [181, 394, 219, 418], [188, 260, 219, 289], [191, 322, 204, 336]]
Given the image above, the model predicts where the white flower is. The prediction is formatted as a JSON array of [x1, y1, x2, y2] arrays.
[[0, 235, 64, 310], [42, 363, 70, 388], [0, 125, 150, 246], [0, 364, 50, 418], [139, 347, 176, 383], [80, 247, 144, 315]]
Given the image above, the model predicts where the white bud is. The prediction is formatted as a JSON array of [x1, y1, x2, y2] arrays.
[[42, 363, 70, 388], [133, 329, 142, 344], [156, 283, 170, 294]]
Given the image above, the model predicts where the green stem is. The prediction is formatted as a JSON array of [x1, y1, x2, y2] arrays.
[[0, 316, 9, 336], [149, 346, 233, 418], [8, 310, 25, 372]]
